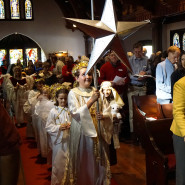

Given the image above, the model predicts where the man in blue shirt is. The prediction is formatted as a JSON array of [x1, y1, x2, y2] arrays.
[[128, 42, 151, 135], [156, 46, 180, 104]]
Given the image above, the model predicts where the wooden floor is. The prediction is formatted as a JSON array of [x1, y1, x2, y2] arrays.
[[17, 140, 146, 185], [111, 142, 146, 185], [18, 139, 175, 185]]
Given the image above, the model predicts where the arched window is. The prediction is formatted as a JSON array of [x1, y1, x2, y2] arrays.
[[0, 0, 5, 19], [25, 0, 32, 19], [183, 33, 185, 51], [173, 33, 180, 48], [10, 0, 20, 19]]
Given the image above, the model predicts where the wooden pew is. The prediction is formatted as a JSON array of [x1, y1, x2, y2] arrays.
[[161, 103, 173, 119], [145, 119, 175, 185], [132, 95, 163, 147], [132, 95, 175, 185]]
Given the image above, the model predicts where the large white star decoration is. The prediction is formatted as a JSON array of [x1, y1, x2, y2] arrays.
[[65, 0, 149, 73]]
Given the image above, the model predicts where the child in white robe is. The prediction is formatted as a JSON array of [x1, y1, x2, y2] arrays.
[[6, 66, 33, 126], [23, 78, 45, 138], [46, 88, 71, 185], [66, 61, 111, 185], [34, 86, 54, 160]]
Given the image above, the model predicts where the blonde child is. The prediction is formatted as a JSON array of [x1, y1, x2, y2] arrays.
[[66, 61, 111, 185], [33, 86, 54, 162], [23, 78, 45, 138], [46, 88, 71, 185]]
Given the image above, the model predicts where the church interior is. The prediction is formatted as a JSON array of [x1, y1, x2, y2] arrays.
[[1, 0, 185, 185]]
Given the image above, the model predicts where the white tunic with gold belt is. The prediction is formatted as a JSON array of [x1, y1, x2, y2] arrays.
[[46, 106, 71, 185], [67, 87, 111, 185]]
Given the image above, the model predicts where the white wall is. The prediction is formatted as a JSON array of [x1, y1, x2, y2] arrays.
[[0, 0, 85, 60], [122, 23, 153, 53]]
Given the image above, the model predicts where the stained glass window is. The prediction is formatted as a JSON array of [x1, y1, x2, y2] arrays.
[[0, 0, 5, 19], [25, 0, 32, 19], [10, 0, 20, 19], [173, 33, 180, 48], [183, 33, 185, 51], [9, 49, 23, 64], [0, 50, 6, 66], [25, 48, 37, 63]]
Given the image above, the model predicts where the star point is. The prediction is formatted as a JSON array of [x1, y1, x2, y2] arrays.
[[65, 0, 149, 73]]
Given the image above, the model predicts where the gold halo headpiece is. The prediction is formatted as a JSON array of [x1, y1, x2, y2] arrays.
[[50, 83, 72, 100], [34, 78, 45, 83], [72, 60, 89, 77]]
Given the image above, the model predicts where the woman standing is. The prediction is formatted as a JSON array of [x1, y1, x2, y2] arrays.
[[170, 76, 185, 185]]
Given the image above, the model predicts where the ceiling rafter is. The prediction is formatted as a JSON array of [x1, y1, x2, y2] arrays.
[[55, 0, 185, 30]]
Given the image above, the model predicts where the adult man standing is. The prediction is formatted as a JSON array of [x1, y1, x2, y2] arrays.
[[128, 42, 151, 135], [156, 46, 180, 104], [62, 56, 75, 85], [98, 50, 129, 97]]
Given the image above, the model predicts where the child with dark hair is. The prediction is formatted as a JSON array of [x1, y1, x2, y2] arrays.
[[46, 87, 71, 185], [100, 81, 124, 165]]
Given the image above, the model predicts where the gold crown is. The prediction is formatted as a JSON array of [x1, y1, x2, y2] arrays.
[[42, 85, 50, 90], [34, 78, 45, 83], [72, 61, 88, 77], [50, 83, 72, 100]]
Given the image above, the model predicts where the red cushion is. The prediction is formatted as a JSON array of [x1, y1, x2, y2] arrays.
[[167, 154, 176, 169]]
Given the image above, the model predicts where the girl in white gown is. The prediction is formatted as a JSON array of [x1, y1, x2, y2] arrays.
[[66, 61, 111, 185], [34, 86, 54, 159], [46, 88, 71, 185], [23, 78, 45, 138]]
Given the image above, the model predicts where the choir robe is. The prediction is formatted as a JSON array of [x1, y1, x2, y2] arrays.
[[46, 106, 71, 185], [6, 76, 34, 124], [66, 87, 111, 185]]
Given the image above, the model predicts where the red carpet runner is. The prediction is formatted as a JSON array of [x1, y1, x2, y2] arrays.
[[18, 126, 118, 185], [18, 126, 51, 185]]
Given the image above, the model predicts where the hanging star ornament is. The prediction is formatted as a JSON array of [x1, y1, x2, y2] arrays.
[[65, 0, 149, 73]]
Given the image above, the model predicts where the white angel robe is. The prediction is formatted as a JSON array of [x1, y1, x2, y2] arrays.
[[34, 98, 54, 158], [67, 87, 111, 185], [6, 76, 33, 124], [24, 89, 40, 138], [46, 106, 71, 185]]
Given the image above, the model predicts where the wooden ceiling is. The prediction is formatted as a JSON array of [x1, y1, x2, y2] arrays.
[[55, 0, 185, 29]]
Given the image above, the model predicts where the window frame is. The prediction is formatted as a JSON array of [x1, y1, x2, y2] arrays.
[[170, 28, 185, 51], [0, 0, 5, 19], [0, 0, 33, 21]]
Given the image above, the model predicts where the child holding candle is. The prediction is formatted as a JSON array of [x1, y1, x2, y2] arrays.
[[46, 87, 71, 185]]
